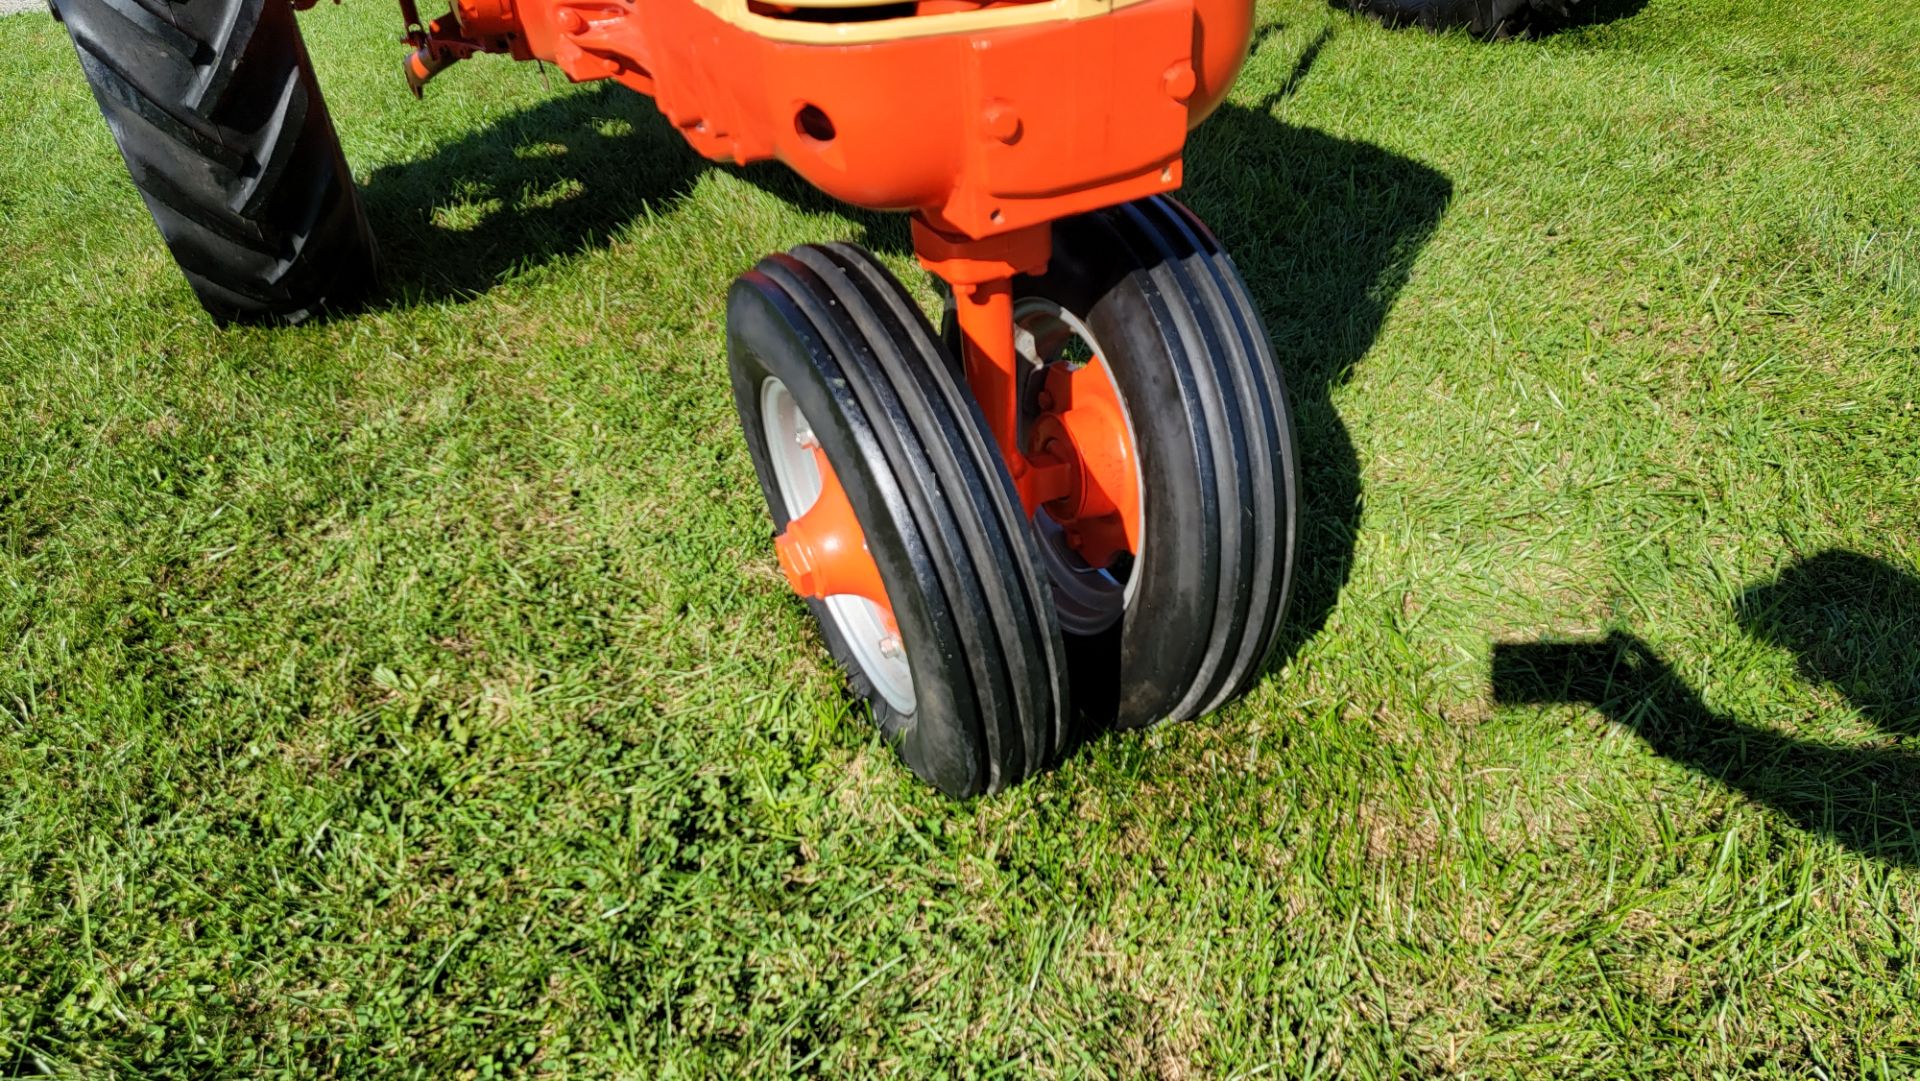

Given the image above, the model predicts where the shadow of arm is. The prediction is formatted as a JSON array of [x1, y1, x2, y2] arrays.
[[1490, 632, 1920, 866]]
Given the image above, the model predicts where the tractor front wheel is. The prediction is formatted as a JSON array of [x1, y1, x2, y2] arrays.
[[1009, 196, 1301, 729], [729, 243, 1070, 798], [55, 0, 377, 324]]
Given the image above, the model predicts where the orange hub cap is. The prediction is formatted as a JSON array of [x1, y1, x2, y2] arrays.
[[774, 444, 893, 617]]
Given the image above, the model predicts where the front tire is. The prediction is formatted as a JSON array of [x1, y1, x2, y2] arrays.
[[55, 0, 378, 324], [1012, 196, 1302, 729], [729, 243, 1070, 797]]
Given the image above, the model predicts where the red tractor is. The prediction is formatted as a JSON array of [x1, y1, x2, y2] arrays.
[[53, 0, 1298, 796]]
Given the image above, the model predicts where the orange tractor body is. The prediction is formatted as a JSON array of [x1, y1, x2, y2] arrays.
[[401, 0, 1250, 240]]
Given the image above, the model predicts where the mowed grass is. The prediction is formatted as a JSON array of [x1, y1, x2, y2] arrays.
[[3, 0, 1919, 1075]]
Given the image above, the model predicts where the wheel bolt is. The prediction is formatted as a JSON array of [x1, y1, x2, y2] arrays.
[[1163, 61, 1196, 103], [796, 428, 818, 449], [982, 101, 1021, 143], [1036, 389, 1055, 411], [557, 8, 585, 33], [879, 635, 903, 658]]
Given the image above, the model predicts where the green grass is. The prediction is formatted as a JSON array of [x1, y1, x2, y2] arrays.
[[3, 0, 1919, 1075]]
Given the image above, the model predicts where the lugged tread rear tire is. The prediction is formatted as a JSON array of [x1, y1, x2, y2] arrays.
[[54, 0, 377, 324], [1338, 0, 1596, 38]]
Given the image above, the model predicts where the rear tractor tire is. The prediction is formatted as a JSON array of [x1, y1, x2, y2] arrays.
[[1338, 0, 1598, 38], [55, 0, 378, 324]]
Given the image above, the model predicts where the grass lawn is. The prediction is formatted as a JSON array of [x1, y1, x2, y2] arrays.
[[4, 0, 1920, 1075]]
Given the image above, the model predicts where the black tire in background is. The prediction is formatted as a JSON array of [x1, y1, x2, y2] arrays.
[[1011, 196, 1301, 730], [1338, 0, 1595, 38], [728, 243, 1069, 798], [54, 0, 377, 324]]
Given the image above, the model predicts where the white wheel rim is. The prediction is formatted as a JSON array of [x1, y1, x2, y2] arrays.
[[1011, 298, 1145, 636], [760, 377, 916, 715]]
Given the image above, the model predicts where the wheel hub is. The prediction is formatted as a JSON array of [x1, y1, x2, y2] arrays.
[[773, 441, 891, 610], [1026, 353, 1141, 570], [1006, 298, 1145, 634], [760, 378, 913, 714]]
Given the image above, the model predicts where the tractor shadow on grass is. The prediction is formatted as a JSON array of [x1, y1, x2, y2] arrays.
[[357, 82, 905, 303], [1490, 550, 1920, 867], [359, 84, 697, 302]]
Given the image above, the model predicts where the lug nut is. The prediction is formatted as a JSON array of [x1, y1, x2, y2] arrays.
[[796, 428, 818, 449], [557, 7, 585, 33], [879, 635, 903, 658]]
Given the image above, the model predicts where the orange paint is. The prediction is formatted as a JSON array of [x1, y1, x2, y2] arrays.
[[1029, 354, 1141, 567], [775, 446, 893, 615], [407, 0, 1249, 240]]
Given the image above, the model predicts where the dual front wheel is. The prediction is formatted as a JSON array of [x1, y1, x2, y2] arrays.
[[729, 198, 1300, 797]]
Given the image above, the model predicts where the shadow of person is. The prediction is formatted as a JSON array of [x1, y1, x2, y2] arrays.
[[1330, 0, 1650, 39], [1490, 551, 1920, 867], [1737, 550, 1920, 739]]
